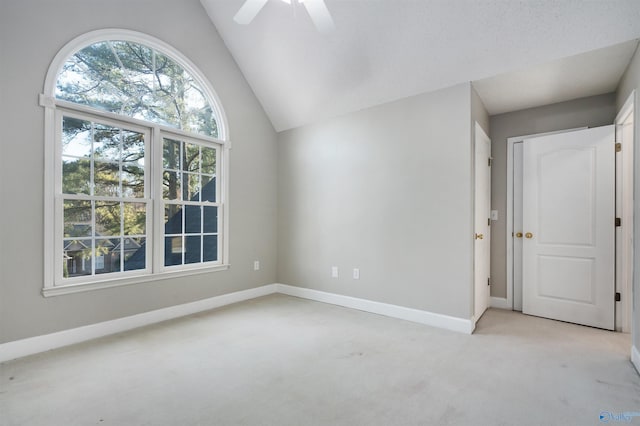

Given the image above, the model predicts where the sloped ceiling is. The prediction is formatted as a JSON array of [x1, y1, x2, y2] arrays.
[[201, 0, 640, 131]]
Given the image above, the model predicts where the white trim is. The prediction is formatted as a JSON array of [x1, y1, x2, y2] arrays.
[[616, 90, 635, 128], [1, 284, 478, 362], [51, 100, 228, 147], [505, 127, 587, 312], [614, 90, 635, 333], [42, 264, 230, 297], [275, 284, 475, 334], [490, 297, 511, 310], [632, 345, 640, 375], [1, 284, 277, 363]]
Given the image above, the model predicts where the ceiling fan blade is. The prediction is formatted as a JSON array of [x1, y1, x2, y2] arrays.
[[302, 0, 335, 33], [234, 0, 269, 25]]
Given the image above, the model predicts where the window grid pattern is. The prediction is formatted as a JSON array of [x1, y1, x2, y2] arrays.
[[47, 35, 227, 289], [61, 114, 148, 279], [162, 137, 219, 267]]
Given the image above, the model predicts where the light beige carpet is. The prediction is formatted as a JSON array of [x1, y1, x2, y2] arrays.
[[1, 293, 639, 425]]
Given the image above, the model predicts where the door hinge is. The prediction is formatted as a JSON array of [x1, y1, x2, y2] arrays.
[[487, 277, 490, 286], [616, 143, 622, 152], [488, 157, 492, 167], [615, 217, 621, 227], [615, 292, 621, 302], [488, 218, 491, 226]]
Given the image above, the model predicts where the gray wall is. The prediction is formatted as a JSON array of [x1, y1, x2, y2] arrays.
[[616, 43, 640, 353], [489, 94, 618, 300], [0, 0, 278, 343], [277, 83, 475, 320]]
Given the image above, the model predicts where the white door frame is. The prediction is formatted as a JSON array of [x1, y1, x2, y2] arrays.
[[615, 91, 635, 333], [505, 128, 587, 311]]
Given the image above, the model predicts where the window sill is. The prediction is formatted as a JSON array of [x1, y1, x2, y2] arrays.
[[42, 264, 230, 297]]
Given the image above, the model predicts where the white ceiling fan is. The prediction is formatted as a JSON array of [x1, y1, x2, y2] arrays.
[[234, 0, 335, 33]]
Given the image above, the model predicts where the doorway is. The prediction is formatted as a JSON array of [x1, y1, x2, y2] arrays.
[[474, 122, 491, 322], [505, 97, 635, 331]]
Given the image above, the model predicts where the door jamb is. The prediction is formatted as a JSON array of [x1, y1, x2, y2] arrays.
[[615, 90, 635, 333]]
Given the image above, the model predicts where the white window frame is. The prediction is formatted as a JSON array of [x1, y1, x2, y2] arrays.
[[41, 29, 231, 297], [156, 130, 223, 273]]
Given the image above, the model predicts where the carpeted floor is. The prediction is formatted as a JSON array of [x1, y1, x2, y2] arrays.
[[1, 293, 639, 426]]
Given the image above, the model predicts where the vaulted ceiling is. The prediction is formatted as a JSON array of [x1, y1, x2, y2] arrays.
[[201, 0, 640, 132]]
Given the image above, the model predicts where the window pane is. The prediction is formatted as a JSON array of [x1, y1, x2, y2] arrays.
[[62, 117, 92, 158], [163, 138, 181, 170], [121, 164, 145, 198], [95, 201, 121, 236], [183, 143, 200, 172], [201, 147, 216, 175], [63, 239, 92, 277], [123, 203, 146, 235], [183, 173, 200, 201], [122, 130, 145, 163], [165, 237, 183, 266], [203, 235, 218, 262], [185, 205, 201, 234], [56, 41, 219, 137], [164, 204, 183, 235], [163, 171, 181, 200], [124, 237, 146, 271], [201, 175, 216, 202], [95, 238, 120, 274], [185, 236, 201, 264], [62, 157, 91, 194], [64, 200, 91, 237], [94, 161, 120, 197], [203, 206, 217, 233], [93, 123, 120, 161]]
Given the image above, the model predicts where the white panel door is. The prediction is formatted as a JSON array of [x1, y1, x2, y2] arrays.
[[522, 126, 615, 330], [474, 124, 491, 321]]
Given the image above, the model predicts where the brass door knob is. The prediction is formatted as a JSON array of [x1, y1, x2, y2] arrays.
[[525, 232, 533, 239], [475, 233, 484, 240], [515, 232, 523, 238]]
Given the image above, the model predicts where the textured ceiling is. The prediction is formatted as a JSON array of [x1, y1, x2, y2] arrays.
[[475, 39, 639, 115], [201, 0, 640, 131]]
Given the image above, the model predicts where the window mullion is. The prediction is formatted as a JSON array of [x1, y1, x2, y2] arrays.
[[90, 122, 96, 277], [119, 128, 124, 273], [153, 126, 164, 274]]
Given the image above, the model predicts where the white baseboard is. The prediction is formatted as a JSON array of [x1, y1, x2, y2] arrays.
[[0, 284, 278, 363], [490, 297, 511, 310], [276, 284, 474, 334], [632, 345, 640, 375], [1, 283, 476, 363]]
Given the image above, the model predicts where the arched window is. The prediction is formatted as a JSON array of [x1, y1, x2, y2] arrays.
[[42, 30, 230, 295], [56, 40, 219, 137]]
